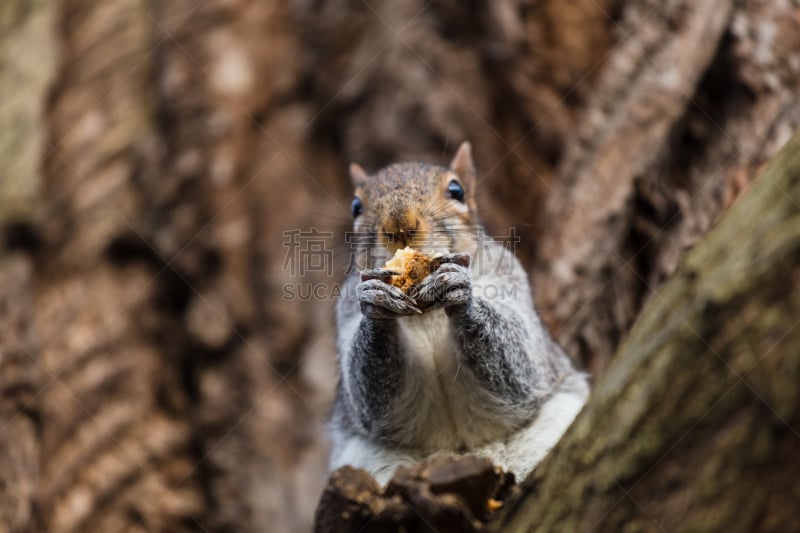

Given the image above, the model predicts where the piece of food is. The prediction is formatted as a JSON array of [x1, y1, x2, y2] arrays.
[[383, 246, 438, 292]]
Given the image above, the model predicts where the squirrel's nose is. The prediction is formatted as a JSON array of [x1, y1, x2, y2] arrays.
[[382, 212, 422, 250]]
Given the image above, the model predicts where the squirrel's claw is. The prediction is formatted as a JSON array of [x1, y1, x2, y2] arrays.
[[431, 253, 470, 269], [357, 278, 422, 318], [360, 268, 400, 282], [410, 262, 472, 309]]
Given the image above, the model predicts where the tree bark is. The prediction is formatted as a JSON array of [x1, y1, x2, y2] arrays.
[[0, 0, 799, 531], [497, 131, 800, 532], [532, 0, 800, 374]]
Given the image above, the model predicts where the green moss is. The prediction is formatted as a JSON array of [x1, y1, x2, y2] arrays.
[[0, 0, 56, 225]]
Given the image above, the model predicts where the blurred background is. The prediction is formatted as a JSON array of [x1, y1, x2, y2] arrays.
[[1, 0, 799, 531]]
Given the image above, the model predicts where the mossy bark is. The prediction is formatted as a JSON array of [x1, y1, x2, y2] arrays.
[[497, 131, 800, 532]]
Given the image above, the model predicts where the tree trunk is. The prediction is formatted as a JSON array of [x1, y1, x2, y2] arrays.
[[532, 0, 800, 374], [497, 129, 800, 533], [0, 1, 799, 531]]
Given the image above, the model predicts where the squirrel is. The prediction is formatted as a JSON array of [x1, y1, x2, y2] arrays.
[[329, 142, 590, 485]]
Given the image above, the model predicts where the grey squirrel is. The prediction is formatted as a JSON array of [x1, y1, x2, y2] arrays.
[[329, 142, 589, 484]]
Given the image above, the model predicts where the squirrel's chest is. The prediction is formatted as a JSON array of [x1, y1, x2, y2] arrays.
[[396, 310, 455, 368], [395, 311, 500, 450]]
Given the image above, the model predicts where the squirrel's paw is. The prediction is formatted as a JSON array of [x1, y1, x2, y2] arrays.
[[411, 262, 472, 310], [357, 277, 422, 319]]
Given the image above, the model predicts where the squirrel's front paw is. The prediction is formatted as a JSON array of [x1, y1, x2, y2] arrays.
[[410, 261, 472, 310], [357, 270, 422, 319]]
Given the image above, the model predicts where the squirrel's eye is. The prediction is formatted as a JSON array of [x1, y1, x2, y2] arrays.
[[447, 180, 465, 202], [351, 197, 363, 218]]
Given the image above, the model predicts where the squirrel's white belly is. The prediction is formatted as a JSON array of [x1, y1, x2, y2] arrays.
[[333, 370, 589, 486], [393, 310, 514, 452]]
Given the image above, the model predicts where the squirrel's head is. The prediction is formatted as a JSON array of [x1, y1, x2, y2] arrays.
[[348, 142, 479, 268]]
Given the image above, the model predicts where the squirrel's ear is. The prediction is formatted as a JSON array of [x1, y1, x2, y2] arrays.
[[349, 163, 369, 189], [449, 141, 475, 189]]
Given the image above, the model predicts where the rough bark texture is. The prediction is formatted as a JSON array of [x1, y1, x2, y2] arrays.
[[0, 0, 799, 531], [533, 0, 800, 374], [497, 129, 800, 533], [313, 456, 515, 533]]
